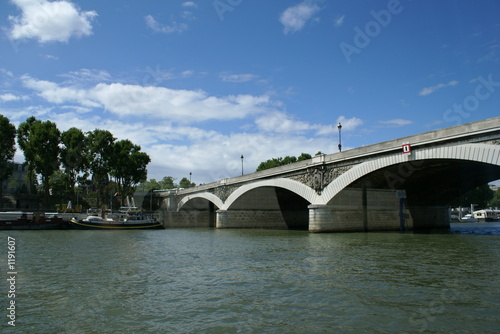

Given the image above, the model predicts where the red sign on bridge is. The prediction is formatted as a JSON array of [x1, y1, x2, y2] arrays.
[[402, 143, 411, 154]]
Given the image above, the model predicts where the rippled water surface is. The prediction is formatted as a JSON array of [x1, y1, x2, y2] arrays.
[[2, 224, 500, 333]]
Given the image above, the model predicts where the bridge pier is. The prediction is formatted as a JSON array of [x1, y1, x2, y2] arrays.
[[216, 210, 288, 229], [308, 189, 415, 232], [308, 204, 368, 233], [308, 203, 410, 233]]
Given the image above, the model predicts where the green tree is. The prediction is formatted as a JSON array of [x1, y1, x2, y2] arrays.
[[17, 116, 39, 194], [137, 176, 177, 192], [61, 127, 88, 195], [0, 115, 16, 208], [160, 176, 176, 189], [86, 129, 115, 206], [48, 169, 71, 201], [110, 139, 151, 203], [453, 184, 495, 209], [30, 120, 61, 200], [256, 153, 312, 172], [490, 188, 500, 207], [298, 153, 312, 161], [179, 177, 195, 188], [256, 157, 283, 171], [137, 179, 161, 192]]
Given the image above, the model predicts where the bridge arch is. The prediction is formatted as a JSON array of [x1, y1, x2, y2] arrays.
[[223, 178, 319, 210], [320, 143, 500, 204], [177, 192, 224, 211]]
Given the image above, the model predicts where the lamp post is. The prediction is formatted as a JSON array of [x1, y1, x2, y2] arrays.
[[337, 122, 342, 152], [241, 154, 244, 175], [189, 172, 192, 182]]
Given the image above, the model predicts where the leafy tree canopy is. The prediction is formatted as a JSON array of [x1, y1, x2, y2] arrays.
[[0, 115, 16, 208], [256, 153, 312, 172], [452, 184, 495, 209]]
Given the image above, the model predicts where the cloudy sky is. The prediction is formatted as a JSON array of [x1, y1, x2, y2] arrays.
[[1, 0, 499, 184]]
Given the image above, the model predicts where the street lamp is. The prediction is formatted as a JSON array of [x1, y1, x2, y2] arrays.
[[337, 122, 342, 152], [241, 154, 244, 175], [189, 172, 192, 183]]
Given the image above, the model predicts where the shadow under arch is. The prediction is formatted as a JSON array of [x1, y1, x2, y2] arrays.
[[223, 178, 319, 210], [177, 192, 224, 211], [223, 178, 319, 230]]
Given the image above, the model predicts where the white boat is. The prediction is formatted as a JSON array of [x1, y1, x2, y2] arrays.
[[472, 209, 500, 222], [70, 204, 163, 230], [460, 214, 478, 223]]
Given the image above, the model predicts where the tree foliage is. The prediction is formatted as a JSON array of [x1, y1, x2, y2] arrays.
[[110, 139, 151, 201], [17, 116, 39, 194], [490, 188, 500, 208], [256, 153, 312, 172], [9, 116, 152, 209], [17, 117, 61, 199], [86, 129, 115, 205], [452, 184, 495, 208], [179, 177, 196, 188], [30, 120, 61, 199], [0, 115, 16, 208], [137, 177, 176, 192], [61, 127, 88, 192]]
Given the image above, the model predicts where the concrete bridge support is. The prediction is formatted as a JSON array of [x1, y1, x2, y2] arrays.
[[308, 204, 413, 233], [309, 188, 414, 232], [216, 209, 288, 229]]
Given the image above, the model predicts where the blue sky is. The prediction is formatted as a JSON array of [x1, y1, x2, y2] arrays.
[[1, 0, 499, 184]]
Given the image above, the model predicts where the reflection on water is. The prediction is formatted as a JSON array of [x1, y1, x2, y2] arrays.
[[1, 224, 499, 333]]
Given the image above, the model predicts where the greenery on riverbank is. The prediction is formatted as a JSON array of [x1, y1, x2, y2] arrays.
[[0, 115, 150, 210]]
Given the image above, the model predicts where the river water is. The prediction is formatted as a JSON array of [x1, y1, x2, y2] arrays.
[[1, 223, 499, 333]]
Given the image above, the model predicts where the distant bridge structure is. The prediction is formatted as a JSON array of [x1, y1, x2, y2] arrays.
[[156, 117, 500, 232]]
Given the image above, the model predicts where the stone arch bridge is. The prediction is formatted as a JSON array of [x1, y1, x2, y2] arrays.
[[156, 117, 500, 232]]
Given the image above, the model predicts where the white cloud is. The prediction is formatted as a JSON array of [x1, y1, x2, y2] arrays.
[[418, 80, 458, 96], [255, 112, 364, 136], [280, 1, 321, 34], [145, 15, 187, 34], [0, 69, 14, 78], [147, 131, 335, 183], [378, 119, 413, 127], [182, 1, 197, 8], [39, 54, 59, 60], [23, 104, 336, 183], [59, 69, 112, 85], [21, 76, 274, 122], [8, 0, 97, 43], [13, 71, 369, 184], [21, 74, 100, 107], [336, 116, 364, 131], [335, 15, 345, 27], [220, 73, 258, 83], [0, 93, 28, 102], [255, 111, 313, 133]]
